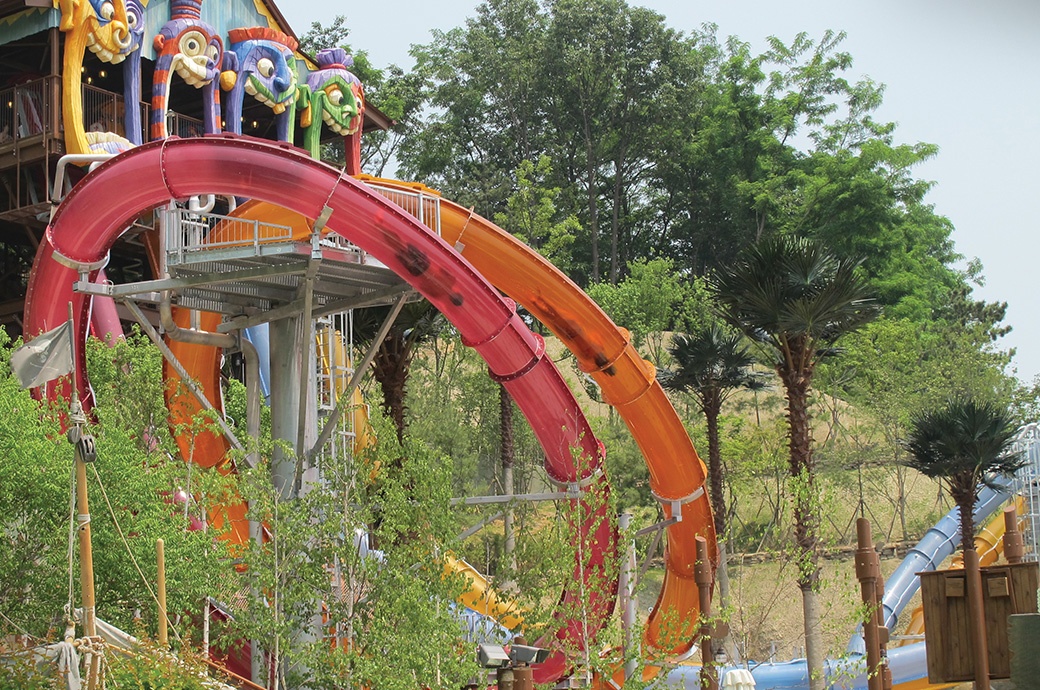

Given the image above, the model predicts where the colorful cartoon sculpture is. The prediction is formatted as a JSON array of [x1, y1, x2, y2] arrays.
[[220, 27, 298, 142], [57, 0, 144, 155], [298, 47, 365, 174], [120, 0, 146, 146], [149, 0, 223, 140]]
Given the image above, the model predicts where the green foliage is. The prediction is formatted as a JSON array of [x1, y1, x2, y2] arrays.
[[493, 156, 581, 274], [901, 399, 1024, 490], [901, 397, 1025, 553], [105, 643, 214, 689], [230, 410, 480, 689], [0, 329, 235, 641], [588, 258, 712, 364]]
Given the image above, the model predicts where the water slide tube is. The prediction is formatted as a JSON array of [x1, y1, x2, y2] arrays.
[[242, 325, 271, 401], [214, 175, 718, 681], [89, 270, 124, 345], [23, 134, 614, 684], [356, 176, 717, 666]]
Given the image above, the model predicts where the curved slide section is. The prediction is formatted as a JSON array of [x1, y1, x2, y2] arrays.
[[23, 135, 612, 684], [358, 175, 717, 662], [893, 495, 1025, 647]]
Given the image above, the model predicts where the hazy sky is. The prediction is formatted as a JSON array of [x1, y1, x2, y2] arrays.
[[281, 0, 1040, 382]]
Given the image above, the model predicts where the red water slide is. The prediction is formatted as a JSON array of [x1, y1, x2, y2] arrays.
[[23, 134, 614, 683]]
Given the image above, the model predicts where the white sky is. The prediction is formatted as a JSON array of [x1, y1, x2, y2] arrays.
[[281, 0, 1040, 383]]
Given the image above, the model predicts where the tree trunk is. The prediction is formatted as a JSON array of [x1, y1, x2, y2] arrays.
[[704, 392, 727, 538], [703, 391, 730, 609], [583, 113, 599, 283], [782, 357, 823, 687], [801, 583, 825, 690], [371, 331, 411, 443], [609, 140, 627, 284], [952, 481, 977, 554]]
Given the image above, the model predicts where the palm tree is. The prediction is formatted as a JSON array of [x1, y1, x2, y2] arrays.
[[659, 323, 766, 610], [901, 398, 1023, 690], [901, 398, 1024, 554], [711, 235, 878, 689]]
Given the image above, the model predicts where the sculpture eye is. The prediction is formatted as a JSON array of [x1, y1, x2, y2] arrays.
[[207, 43, 219, 63], [327, 88, 343, 106], [180, 31, 206, 57], [257, 58, 275, 78], [126, 9, 138, 27], [99, 1, 114, 20]]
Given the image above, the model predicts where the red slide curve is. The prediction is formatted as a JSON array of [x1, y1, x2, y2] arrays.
[[23, 134, 614, 683], [359, 176, 716, 669]]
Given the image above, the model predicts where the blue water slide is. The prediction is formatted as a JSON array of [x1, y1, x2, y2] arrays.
[[660, 476, 1015, 689], [242, 324, 271, 403]]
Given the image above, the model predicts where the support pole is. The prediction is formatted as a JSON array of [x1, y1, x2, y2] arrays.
[[67, 301, 100, 690], [695, 536, 717, 690], [157, 538, 168, 647], [855, 518, 884, 690], [619, 513, 637, 682]]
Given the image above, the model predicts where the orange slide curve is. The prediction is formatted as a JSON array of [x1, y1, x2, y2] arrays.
[[358, 175, 716, 669]]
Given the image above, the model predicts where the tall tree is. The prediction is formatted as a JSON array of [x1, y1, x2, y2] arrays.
[[543, 0, 684, 282], [711, 236, 877, 689], [402, 0, 550, 210], [658, 324, 765, 611]]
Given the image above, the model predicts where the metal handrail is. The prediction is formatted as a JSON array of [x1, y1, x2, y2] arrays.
[[364, 181, 443, 237]]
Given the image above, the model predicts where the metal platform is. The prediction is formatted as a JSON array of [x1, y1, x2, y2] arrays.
[[158, 205, 411, 325], [74, 203, 412, 332], [173, 241, 409, 323]]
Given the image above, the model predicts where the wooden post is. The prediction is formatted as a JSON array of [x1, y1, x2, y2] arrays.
[[75, 435, 101, 690], [1003, 506, 1024, 564], [157, 538, 168, 647], [695, 536, 718, 690], [964, 548, 990, 690], [875, 574, 892, 690], [855, 518, 884, 690]]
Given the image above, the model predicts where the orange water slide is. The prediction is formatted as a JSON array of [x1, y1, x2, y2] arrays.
[[357, 175, 716, 659]]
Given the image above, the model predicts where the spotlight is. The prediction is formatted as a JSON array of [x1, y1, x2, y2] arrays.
[[477, 644, 510, 669], [510, 644, 550, 665]]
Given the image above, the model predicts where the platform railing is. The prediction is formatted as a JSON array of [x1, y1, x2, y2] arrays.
[[166, 111, 205, 139], [82, 83, 149, 144], [0, 77, 51, 143], [163, 205, 294, 266], [364, 181, 442, 237], [1012, 422, 1040, 562]]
